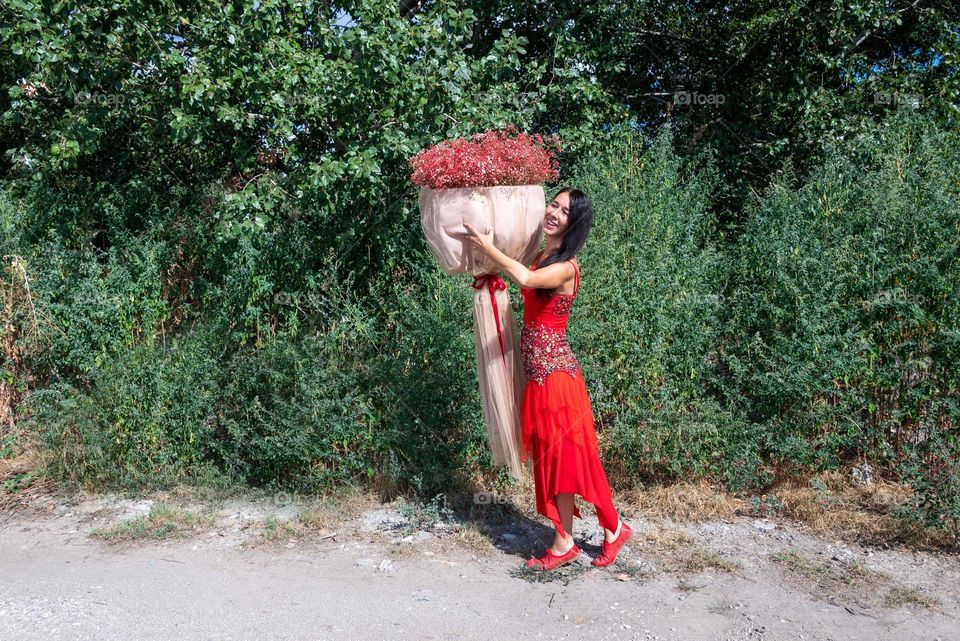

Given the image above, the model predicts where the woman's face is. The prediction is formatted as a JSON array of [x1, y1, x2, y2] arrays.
[[544, 191, 570, 238]]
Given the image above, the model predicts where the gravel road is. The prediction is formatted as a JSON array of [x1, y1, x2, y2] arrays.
[[1, 490, 956, 641]]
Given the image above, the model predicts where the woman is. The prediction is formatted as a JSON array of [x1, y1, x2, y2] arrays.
[[463, 186, 632, 570]]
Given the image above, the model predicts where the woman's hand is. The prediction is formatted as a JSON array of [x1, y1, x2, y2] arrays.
[[461, 221, 494, 253]]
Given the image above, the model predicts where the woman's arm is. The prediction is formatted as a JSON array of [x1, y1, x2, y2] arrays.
[[460, 222, 573, 290]]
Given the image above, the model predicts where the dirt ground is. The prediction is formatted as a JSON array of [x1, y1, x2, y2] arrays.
[[0, 485, 957, 641]]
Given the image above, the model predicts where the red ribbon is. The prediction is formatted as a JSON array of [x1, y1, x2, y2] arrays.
[[471, 273, 509, 367]]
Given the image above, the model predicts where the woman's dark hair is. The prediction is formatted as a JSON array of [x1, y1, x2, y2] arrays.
[[533, 186, 593, 299]]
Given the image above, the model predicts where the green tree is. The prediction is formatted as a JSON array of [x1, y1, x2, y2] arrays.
[[464, 1, 959, 216]]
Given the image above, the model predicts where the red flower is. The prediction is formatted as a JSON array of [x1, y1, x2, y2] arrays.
[[409, 125, 561, 189]]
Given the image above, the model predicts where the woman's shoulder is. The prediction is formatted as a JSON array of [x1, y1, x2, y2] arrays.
[[531, 249, 578, 266]]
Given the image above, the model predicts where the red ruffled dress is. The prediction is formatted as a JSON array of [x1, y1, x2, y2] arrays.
[[519, 257, 619, 539]]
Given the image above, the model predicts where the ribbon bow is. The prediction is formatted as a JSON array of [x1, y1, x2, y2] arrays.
[[471, 273, 509, 367]]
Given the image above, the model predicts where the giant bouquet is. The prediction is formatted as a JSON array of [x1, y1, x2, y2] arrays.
[[410, 126, 560, 480]]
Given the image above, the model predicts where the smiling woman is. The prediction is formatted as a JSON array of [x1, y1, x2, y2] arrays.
[[543, 191, 567, 232], [464, 186, 633, 571]]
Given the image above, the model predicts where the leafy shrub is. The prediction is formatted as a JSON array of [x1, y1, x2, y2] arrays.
[[17, 230, 173, 378], [895, 415, 960, 543], [23, 326, 225, 491], [362, 260, 493, 497], [204, 330, 381, 493], [566, 125, 754, 486], [722, 111, 960, 481]]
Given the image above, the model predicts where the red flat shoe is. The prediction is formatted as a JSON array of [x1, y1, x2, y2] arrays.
[[525, 544, 581, 570], [592, 521, 633, 567]]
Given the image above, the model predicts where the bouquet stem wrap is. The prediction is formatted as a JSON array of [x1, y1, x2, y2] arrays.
[[418, 185, 544, 480], [470, 274, 529, 480]]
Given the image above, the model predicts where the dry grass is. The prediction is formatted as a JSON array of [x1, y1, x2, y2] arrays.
[[771, 550, 883, 588], [147, 481, 260, 505], [765, 471, 922, 544], [0, 447, 55, 522], [90, 502, 217, 543], [670, 549, 742, 574], [249, 486, 380, 546], [450, 519, 499, 555], [615, 472, 953, 548], [623, 480, 745, 522], [261, 516, 304, 541], [298, 486, 377, 531], [770, 548, 939, 611], [634, 526, 742, 576], [640, 526, 694, 549], [883, 585, 941, 610]]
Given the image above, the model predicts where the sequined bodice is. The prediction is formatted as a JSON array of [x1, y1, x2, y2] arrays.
[[519, 258, 581, 386]]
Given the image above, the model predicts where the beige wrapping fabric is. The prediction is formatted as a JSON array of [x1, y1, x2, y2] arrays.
[[418, 185, 545, 481], [471, 286, 530, 479], [418, 185, 544, 277]]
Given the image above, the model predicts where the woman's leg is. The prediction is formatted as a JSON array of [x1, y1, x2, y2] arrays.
[[602, 517, 623, 543], [595, 492, 622, 542], [551, 493, 576, 553]]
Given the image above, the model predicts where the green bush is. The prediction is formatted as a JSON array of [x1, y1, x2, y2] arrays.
[[895, 419, 960, 542], [722, 111, 960, 480], [21, 253, 391, 493], [567, 125, 756, 487], [23, 326, 224, 491], [204, 331, 380, 493], [18, 242, 500, 496], [363, 262, 493, 496], [8, 109, 960, 537]]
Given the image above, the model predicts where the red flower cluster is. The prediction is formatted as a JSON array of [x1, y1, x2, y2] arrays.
[[409, 125, 561, 189]]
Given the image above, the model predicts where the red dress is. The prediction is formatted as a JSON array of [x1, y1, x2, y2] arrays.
[[519, 257, 619, 539]]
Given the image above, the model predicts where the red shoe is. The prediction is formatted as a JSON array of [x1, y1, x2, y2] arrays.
[[525, 544, 581, 570], [592, 521, 633, 567]]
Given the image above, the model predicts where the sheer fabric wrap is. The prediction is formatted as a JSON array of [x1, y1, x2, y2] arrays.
[[418, 185, 545, 480]]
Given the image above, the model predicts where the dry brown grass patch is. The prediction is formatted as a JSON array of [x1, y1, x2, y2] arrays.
[[762, 471, 950, 546], [616, 471, 953, 548], [622, 481, 745, 522], [635, 526, 742, 576], [298, 486, 377, 531], [0, 448, 55, 521], [883, 585, 941, 610], [450, 519, 499, 555]]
